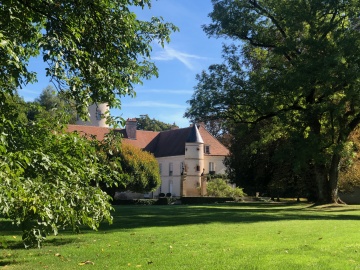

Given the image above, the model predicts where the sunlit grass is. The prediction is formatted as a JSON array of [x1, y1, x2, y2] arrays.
[[1, 203, 360, 269]]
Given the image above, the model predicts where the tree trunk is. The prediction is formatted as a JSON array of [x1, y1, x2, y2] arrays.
[[314, 153, 345, 204], [314, 164, 330, 203], [329, 153, 345, 204]]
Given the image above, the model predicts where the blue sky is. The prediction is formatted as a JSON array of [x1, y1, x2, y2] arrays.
[[20, 0, 226, 128]]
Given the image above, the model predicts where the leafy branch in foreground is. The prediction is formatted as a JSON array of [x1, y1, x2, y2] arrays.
[[0, 96, 114, 247], [0, 0, 177, 248]]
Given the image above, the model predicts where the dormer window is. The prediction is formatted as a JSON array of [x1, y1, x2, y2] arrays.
[[204, 145, 210, 154]]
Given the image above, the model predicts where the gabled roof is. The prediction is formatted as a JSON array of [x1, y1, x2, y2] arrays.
[[197, 125, 229, 156], [118, 129, 160, 149], [66, 124, 229, 158], [67, 125, 110, 141], [146, 127, 192, 157]]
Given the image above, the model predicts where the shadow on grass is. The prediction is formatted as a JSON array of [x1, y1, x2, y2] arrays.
[[96, 202, 360, 232], [1, 236, 79, 250], [306, 203, 360, 211], [0, 259, 20, 268], [2, 202, 360, 250]]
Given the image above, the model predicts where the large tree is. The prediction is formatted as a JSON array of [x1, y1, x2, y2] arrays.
[[136, 114, 173, 131], [0, 0, 177, 113], [0, 0, 176, 247], [27, 85, 77, 123], [186, 0, 360, 203]]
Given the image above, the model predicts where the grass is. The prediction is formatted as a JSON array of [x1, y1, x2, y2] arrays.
[[1, 202, 360, 269]]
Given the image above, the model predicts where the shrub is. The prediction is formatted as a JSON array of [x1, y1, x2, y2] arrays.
[[207, 178, 245, 200]]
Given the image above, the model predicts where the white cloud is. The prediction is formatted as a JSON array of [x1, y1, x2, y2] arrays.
[[19, 88, 41, 102], [20, 88, 41, 95], [152, 45, 207, 71], [135, 88, 194, 95]]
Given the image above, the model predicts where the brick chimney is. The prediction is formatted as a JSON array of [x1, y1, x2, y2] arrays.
[[125, 118, 137, 139]]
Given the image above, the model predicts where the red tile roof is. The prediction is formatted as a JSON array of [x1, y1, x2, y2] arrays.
[[67, 125, 110, 141], [121, 129, 160, 149], [198, 125, 229, 156], [66, 124, 229, 157]]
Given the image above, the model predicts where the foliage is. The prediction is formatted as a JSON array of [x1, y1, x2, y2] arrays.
[[77, 130, 160, 197], [0, 0, 177, 248], [0, 94, 113, 248], [338, 128, 360, 192], [224, 122, 317, 200], [136, 114, 174, 131], [224, 122, 272, 195], [117, 143, 161, 193], [0, 0, 177, 114], [27, 85, 77, 124], [201, 119, 230, 146], [186, 0, 360, 203], [206, 177, 245, 200]]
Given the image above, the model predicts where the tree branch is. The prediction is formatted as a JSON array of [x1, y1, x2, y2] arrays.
[[249, 0, 287, 40]]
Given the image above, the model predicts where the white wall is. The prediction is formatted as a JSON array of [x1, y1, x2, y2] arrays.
[[75, 103, 109, 127], [204, 155, 227, 175], [156, 156, 184, 197], [154, 155, 227, 198]]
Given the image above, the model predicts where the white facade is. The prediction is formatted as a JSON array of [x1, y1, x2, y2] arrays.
[[75, 103, 109, 127], [156, 156, 184, 197], [154, 154, 227, 197]]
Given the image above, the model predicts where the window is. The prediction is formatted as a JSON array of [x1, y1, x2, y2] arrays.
[[159, 163, 162, 175], [204, 145, 210, 154], [196, 165, 200, 172], [169, 163, 173, 176], [180, 162, 184, 175], [209, 162, 215, 175]]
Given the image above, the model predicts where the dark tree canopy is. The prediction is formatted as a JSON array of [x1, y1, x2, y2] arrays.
[[136, 114, 174, 131], [186, 0, 360, 203]]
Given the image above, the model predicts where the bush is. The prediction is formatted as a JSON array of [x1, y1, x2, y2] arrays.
[[207, 178, 245, 200]]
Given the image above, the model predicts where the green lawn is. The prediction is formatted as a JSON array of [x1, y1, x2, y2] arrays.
[[1, 203, 360, 269]]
